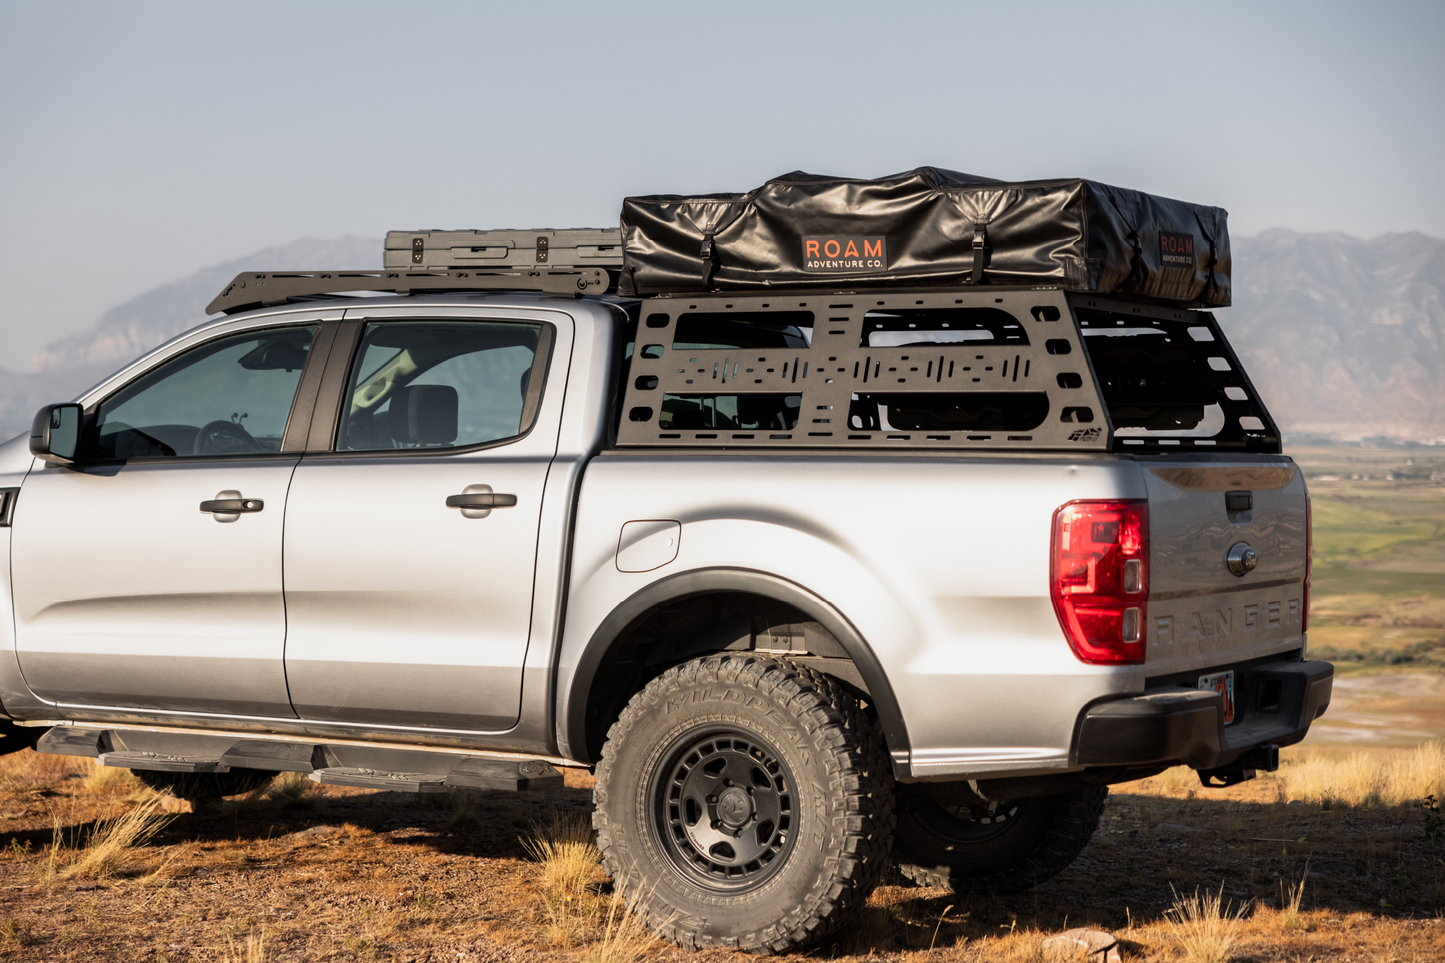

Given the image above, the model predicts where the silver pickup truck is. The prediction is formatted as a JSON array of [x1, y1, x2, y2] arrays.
[[0, 266, 1331, 953]]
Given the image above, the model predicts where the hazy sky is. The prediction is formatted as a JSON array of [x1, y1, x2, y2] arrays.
[[2, 0, 1442, 365]]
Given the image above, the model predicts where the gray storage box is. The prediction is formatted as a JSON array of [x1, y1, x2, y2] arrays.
[[385, 228, 623, 271]]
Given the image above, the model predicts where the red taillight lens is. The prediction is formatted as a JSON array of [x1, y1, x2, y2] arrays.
[[1303, 496, 1312, 634], [1051, 500, 1149, 665]]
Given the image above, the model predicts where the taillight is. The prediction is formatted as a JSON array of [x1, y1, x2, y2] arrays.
[[1303, 496, 1312, 634], [1050, 500, 1149, 665]]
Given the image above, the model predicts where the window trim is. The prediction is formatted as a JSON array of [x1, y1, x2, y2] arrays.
[[303, 316, 557, 457]]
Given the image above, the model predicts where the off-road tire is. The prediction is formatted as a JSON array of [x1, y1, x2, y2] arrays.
[[893, 784, 1106, 894], [133, 768, 275, 804], [593, 654, 893, 954]]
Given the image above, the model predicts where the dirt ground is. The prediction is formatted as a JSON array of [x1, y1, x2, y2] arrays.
[[1, 752, 1443, 962]]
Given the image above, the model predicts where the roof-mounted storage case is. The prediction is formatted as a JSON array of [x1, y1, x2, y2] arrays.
[[618, 168, 1230, 307], [386, 229, 623, 271]]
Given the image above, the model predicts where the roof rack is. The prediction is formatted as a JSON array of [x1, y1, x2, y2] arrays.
[[206, 267, 613, 315]]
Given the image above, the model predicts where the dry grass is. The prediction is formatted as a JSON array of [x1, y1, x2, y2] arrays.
[[1157, 764, 1199, 793], [1163, 883, 1250, 963], [1283, 740, 1445, 807], [81, 758, 139, 793], [264, 770, 315, 808], [584, 892, 658, 963], [6, 745, 1445, 960], [0, 748, 77, 793], [522, 810, 604, 946], [223, 926, 267, 963], [522, 809, 602, 899], [1279, 860, 1310, 931], [519, 811, 658, 960], [39, 794, 175, 882]]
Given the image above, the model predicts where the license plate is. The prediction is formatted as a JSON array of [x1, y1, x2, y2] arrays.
[[1199, 670, 1236, 724]]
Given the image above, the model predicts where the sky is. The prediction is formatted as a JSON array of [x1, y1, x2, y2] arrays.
[[1, 0, 1442, 365]]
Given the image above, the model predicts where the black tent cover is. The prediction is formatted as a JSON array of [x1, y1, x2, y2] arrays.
[[618, 167, 1230, 307]]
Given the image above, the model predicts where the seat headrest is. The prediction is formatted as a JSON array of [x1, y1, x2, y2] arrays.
[[389, 384, 458, 446]]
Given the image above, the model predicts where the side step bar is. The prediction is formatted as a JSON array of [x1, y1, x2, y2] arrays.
[[36, 727, 564, 793]]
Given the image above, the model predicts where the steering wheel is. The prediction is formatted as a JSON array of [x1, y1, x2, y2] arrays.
[[193, 420, 262, 455]]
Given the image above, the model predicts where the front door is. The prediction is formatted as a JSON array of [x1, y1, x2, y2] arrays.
[[11, 321, 323, 716], [282, 312, 563, 731]]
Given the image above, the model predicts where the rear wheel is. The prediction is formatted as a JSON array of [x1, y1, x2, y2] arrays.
[[593, 654, 893, 954], [133, 768, 275, 804], [892, 784, 1106, 893]]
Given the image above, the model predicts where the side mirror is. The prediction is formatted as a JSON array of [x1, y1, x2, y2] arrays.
[[30, 404, 82, 464]]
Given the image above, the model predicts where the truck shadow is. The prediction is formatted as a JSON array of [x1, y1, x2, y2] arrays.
[[867, 787, 1439, 948]]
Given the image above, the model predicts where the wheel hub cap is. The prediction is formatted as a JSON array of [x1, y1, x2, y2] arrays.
[[715, 786, 754, 829]]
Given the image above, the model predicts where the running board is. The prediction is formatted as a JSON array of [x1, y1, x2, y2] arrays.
[[96, 750, 230, 773], [35, 727, 563, 792]]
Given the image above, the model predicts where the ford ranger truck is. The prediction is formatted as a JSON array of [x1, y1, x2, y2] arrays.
[[1, 268, 1331, 953]]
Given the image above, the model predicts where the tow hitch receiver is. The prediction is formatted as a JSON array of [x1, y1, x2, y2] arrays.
[[1198, 743, 1279, 788]]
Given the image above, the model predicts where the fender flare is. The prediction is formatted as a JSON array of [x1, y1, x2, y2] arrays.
[[561, 567, 910, 764]]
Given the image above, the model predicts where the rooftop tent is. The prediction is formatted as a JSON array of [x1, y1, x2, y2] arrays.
[[618, 167, 1229, 307]]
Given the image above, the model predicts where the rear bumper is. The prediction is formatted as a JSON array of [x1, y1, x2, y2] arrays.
[[1074, 659, 1333, 771]]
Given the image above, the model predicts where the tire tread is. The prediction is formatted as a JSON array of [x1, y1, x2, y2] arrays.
[[593, 654, 892, 954]]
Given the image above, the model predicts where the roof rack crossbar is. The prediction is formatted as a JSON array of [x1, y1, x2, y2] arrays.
[[206, 267, 611, 315]]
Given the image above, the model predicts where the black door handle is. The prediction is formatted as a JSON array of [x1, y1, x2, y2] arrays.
[[200, 498, 264, 514], [445, 493, 518, 510]]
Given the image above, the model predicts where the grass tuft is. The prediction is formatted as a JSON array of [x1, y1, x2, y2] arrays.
[[224, 926, 267, 963], [264, 772, 315, 809], [1164, 883, 1249, 963], [583, 891, 657, 963], [522, 810, 602, 899], [1279, 860, 1310, 931], [44, 795, 175, 882]]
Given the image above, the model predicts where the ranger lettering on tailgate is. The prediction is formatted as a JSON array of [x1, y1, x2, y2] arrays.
[[1154, 596, 1303, 654]]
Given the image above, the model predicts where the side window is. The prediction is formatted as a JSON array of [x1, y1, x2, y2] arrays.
[[85, 325, 318, 459], [337, 320, 543, 452]]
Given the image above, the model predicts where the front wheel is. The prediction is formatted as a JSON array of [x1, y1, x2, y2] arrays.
[[593, 655, 893, 954], [892, 784, 1107, 893]]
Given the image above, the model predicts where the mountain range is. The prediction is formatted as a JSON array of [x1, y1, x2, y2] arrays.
[[2, 230, 1442, 444]]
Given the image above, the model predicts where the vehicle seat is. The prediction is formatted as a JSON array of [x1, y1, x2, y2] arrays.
[[389, 384, 458, 447]]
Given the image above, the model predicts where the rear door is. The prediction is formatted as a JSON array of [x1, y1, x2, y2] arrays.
[[281, 306, 568, 731]]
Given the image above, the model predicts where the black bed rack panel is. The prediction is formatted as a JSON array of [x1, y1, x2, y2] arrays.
[[1069, 294, 1282, 454], [616, 288, 1111, 450]]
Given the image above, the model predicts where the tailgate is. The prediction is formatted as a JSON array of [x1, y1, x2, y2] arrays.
[[1142, 458, 1308, 675]]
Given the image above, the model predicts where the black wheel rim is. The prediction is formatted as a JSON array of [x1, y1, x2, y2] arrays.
[[648, 725, 797, 893], [915, 796, 1026, 843]]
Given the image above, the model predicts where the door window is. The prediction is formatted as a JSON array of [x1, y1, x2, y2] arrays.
[[85, 325, 318, 459], [337, 321, 543, 452]]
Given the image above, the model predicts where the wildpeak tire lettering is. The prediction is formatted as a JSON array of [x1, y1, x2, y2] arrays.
[[802, 236, 887, 272]]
